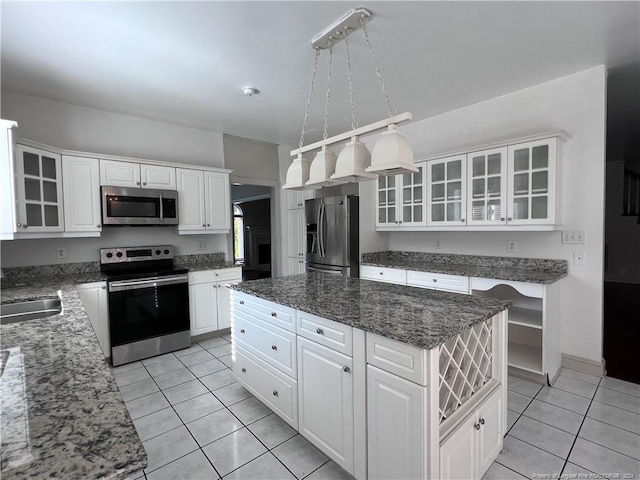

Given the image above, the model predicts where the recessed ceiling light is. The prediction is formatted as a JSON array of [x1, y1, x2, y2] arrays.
[[241, 86, 259, 97]]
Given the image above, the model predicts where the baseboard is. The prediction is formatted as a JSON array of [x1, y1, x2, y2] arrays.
[[191, 328, 231, 344], [561, 353, 606, 377]]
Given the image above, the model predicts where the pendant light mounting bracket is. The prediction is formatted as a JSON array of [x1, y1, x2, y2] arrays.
[[310, 8, 372, 50]]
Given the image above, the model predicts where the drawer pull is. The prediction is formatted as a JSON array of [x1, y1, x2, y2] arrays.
[[343, 366, 350, 373], [272, 390, 279, 397], [241, 367, 246, 373], [271, 345, 278, 351], [316, 328, 324, 335], [271, 312, 277, 317], [239, 300, 244, 305], [474, 423, 481, 430], [240, 329, 245, 334]]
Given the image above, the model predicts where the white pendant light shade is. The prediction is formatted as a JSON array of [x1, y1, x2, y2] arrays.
[[283, 153, 315, 190], [330, 136, 377, 183], [366, 124, 418, 175], [306, 146, 345, 187]]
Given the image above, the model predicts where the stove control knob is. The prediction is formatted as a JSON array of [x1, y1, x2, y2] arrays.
[[116, 252, 123, 258], [106, 252, 113, 258], [156, 250, 161, 255], [164, 249, 169, 255]]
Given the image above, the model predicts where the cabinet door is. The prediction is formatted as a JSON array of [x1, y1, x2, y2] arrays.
[[288, 257, 305, 275], [286, 208, 305, 259], [507, 138, 556, 225], [298, 337, 354, 474], [14, 145, 64, 232], [99, 160, 141, 187], [216, 281, 240, 330], [467, 148, 508, 226], [204, 171, 231, 231], [427, 155, 467, 226], [286, 190, 305, 209], [440, 412, 477, 480], [189, 282, 218, 335], [77, 282, 109, 358], [399, 164, 426, 226], [477, 387, 503, 478], [376, 174, 399, 227], [62, 156, 102, 232], [141, 164, 176, 189], [367, 365, 425, 480], [177, 168, 206, 231]]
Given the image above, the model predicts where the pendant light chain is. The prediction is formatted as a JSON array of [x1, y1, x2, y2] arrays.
[[361, 19, 396, 118], [322, 42, 333, 140], [298, 48, 321, 149], [343, 30, 359, 130]]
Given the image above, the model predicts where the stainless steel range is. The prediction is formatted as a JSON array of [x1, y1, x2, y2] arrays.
[[100, 245, 190, 366]]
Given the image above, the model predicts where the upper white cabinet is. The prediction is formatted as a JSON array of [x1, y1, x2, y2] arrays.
[[62, 155, 102, 233], [376, 164, 426, 228], [507, 138, 557, 225], [14, 144, 64, 233], [427, 155, 467, 226], [100, 159, 176, 189], [467, 147, 508, 226], [176, 168, 230, 234]]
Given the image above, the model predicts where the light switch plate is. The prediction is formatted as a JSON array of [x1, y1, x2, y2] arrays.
[[507, 240, 519, 253], [562, 230, 586, 244], [56, 247, 66, 259]]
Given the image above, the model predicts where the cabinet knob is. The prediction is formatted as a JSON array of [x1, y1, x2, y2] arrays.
[[213, 284, 217, 289], [97, 224, 101, 228], [433, 279, 437, 282], [474, 423, 481, 430], [399, 221, 403, 224], [240, 329, 245, 334], [136, 181, 141, 185], [101, 286, 106, 290], [143, 182, 147, 186], [239, 300, 244, 305], [379, 272, 383, 275], [271, 345, 277, 351], [241, 367, 246, 373], [202, 224, 206, 227], [316, 328, 324, 335], [460, 219, 465, 222], [343, 366, 350, 373], [272, 390, 279, 397], [215, 273, 219, 276], [271, 312, 277, 317], [507, 217, 512, 221], [207, 224, 210, 227], [500, 218, 505, 222], [480, 418, 485, 425]]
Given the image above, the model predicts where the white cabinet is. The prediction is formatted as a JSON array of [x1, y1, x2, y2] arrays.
[[406, 271, 470, 293], [440, 386, 503, 480], [507, 138, 557, 225], [298, 336, 354, 474], [359, 265, 407, 285], [376, 164, 426, 228], [100, 159, 176, 189], [62, 155, 102, 233], [285, 190, 309, 275], [77, 281, 110, 358], [285, 189, 314, 209], [427, 155, 467, 226], [189, 268, 242, 336], [467, 147, 508, 226], [13, 144, 64, 233], [288, 257, 306, 275], [176, 169, 231, 233]]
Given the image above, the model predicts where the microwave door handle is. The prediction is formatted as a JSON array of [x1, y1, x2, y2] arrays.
[[159, 193, 164, 222]]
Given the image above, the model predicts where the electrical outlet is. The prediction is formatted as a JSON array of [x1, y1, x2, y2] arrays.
[[507, 240, 518, 253], [435, 239, 441, 249], [197, 241, 207, 251], [56, 247, 66, 259], [574, 252, 586, 266], [562, 230, 586, 244]]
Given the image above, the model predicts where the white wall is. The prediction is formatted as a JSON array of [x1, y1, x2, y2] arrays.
[[373, 67, 606, 364], [223, 135, 279, 181]]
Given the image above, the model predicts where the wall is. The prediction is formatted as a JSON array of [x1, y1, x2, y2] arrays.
[[0, 91, 230, 266], [223, 135, 279, 181], [372, 67, 606, 365]]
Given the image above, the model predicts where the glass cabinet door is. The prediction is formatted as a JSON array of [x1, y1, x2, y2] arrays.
[[15, 145, 64, 232], [427, 155, 467, 225], [467, 147, 507, 226], [376, 174, 397, 226], [400, 164, 426, 226], [507, 139, 556, 225]]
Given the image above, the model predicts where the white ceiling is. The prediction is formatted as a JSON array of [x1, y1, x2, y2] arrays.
[[1, 1, 639, 148]]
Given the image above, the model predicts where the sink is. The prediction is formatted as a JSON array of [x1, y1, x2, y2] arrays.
[[0, 298, 62, 325]]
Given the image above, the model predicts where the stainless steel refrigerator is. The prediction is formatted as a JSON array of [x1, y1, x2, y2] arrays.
[[305, 195, 359, 277]]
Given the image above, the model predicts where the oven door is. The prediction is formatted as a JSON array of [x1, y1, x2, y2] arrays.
[[108, 274, 190, 348]]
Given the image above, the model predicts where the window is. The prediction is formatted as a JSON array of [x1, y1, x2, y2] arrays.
[[233, 204, 245, 263]]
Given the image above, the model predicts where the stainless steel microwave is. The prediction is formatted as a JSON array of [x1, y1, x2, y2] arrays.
[[102, 186, 179, 226]]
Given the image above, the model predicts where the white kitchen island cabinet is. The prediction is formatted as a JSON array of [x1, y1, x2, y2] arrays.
[[230, 274, 510, 480]]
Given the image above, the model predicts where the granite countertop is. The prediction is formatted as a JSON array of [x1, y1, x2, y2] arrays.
[[230, 273, 511, 350], [176, 259, 238, 272], [0, 281, 147, 479], [361, 251, 568, 284]]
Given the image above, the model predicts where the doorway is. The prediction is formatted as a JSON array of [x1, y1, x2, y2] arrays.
[[231, 184, 273, 281], [603, 62, 640, 384]]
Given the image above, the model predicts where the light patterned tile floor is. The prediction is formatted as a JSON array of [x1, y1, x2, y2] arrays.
[[114, 338, 640, 479]]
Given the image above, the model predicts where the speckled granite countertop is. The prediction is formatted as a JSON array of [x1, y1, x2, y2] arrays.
[[361, 251, 568, 284], [230, 273, 511, 350], [1, 280, 146, 479], [176, 260, 238, 272]]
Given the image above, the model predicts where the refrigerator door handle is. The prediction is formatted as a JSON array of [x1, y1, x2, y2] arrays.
[[316, 204, 322, 258], [320, 203, 326, 258]]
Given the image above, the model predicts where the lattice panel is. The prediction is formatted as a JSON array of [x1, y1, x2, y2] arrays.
[[439, 319, 493, 423]]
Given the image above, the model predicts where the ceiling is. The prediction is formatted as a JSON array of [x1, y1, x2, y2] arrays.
[[1, 1, 639, 148]]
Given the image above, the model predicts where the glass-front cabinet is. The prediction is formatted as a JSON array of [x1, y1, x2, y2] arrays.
[[427, 155, 466, 226], [467, 147, 508, 226], [376, 163, 426, 228], [506, 138, 557, 225], [14, 145, 64, 233]]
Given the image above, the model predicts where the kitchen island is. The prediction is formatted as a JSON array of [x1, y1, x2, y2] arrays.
[[230, 273, 511, 479]]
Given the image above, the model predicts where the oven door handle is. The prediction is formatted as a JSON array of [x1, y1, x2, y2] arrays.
[[109, 274, 188, 292]]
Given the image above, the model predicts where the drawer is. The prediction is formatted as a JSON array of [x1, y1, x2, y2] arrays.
[[297, 311, 352, 356], [233, 312, 297, 378], [189, 267, 242, 284], [232, 292, 296, 332], [406, 271, 469, 293], [234, 346, 298, 429], [360, 265, 407, 285], [366, 333, 428, 386]]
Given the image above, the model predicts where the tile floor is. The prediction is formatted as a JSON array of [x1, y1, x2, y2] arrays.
[[113, 336, 640, 480]]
